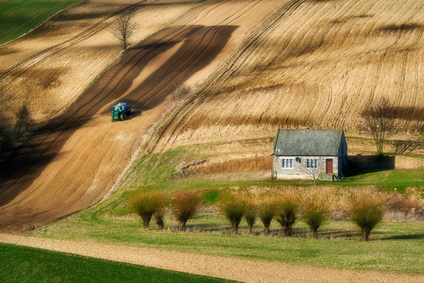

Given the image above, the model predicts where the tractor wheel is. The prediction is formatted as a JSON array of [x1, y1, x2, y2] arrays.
[[111, 116, 114, 122], [120, 114, 125, 121]]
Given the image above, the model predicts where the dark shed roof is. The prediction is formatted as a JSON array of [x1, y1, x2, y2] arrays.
[[273, 129, 343, 156]]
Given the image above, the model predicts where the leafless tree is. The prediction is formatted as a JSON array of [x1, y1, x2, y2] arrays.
[[113, 9, 136, 50], [361, 98, 397, 156], [299, 157, 326, 185]]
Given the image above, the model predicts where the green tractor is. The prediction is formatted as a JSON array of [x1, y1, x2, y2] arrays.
[[111, 103, 131, 122]]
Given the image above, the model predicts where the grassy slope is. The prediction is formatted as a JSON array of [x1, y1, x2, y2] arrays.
[[0, 0, 82, 45], [30, 143, 424, 274], [0, 243, 232, 282]]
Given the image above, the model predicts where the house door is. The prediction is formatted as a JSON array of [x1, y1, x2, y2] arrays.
[[326, 159, 333, 174]]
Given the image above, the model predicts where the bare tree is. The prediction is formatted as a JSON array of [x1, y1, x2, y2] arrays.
[[113, 9, 136, 50], [361, 98, 397, 156], [299, 157, 326, 185]]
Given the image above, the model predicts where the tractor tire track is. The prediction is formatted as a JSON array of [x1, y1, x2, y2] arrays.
[[0, 0, 284, 234]]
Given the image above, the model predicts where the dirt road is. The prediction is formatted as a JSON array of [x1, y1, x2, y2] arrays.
[[1, 234, 423, 283], [0, 0, 284, 234]]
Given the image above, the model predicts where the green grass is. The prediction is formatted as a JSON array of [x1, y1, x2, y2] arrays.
[[342, 169, 424, 192], [120, 143, 424, 194], [28, 144, 424, 275], [0, 0, 82, 45], [0, 243, 233, 282], [31, 215, 424, 274]]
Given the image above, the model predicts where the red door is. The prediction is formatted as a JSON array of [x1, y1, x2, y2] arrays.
[[326, 159, 333, 174]]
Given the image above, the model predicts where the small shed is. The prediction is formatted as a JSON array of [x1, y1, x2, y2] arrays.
[[272, 129, 347, 180]]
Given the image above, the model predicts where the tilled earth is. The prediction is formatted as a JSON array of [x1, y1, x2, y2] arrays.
[[0, 0, 284, 233]]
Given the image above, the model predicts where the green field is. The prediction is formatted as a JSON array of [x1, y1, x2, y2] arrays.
[[0, 243, 233, 282], [29, 144, 424, 274], [0, 0, 81, 45], [31, 213, 424, 274]]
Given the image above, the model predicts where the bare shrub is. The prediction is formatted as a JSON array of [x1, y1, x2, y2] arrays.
[[275, 192, 300, 237], [299, 157, 326, 185], [349, 193, 385, 241], [172, 190, 200, 231], [244, 196, 257, 234], [219, 192, 246, 234], [258, 195, 275, 235], [129, 190, 165, 229], [170, 85, 191, 101], [302, 194, 330, 238], [385, 192, 424, 221]]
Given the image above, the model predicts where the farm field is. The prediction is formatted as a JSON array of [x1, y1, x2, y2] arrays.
[[149, 0, 424, 153], [0, 0, 285, 233], [0, 0, 423, 281], [0, 0, 82, 45]]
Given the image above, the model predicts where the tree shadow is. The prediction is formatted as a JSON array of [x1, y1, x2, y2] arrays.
[[0, 25, 237, 213], [381, 234, 424, 240]]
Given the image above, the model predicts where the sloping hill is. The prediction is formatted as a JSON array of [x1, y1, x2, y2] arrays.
[[150, 0, 424, 153], [0, 0, 284, 234]]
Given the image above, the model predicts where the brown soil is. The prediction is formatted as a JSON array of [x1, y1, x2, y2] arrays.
[[0, 234, 422, 283], [0, 0, 285, 234], [148, 0, 424, 154]]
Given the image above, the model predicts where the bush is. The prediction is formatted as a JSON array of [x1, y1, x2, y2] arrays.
[[172, 190, 200, 231], [129, 190, 165, 229], [219, 192, 246, 234], [302, 194, 329, 238], [275, 192, 300, 237], [349, 193, 385, 241], [154, 199, 167, 230], [258, 196, 275, 235], [154, 207, 165, 230], [244, 196, 257, 235]]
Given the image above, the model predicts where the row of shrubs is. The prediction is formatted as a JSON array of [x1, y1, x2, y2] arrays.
[[129, 189, 387, 241]]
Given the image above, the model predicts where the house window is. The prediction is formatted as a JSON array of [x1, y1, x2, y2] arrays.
[[306, 158, 318, 168], [282, 158, 293, 169]]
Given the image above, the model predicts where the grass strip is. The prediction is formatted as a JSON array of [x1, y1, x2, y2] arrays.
[[0, 242, 233, 282], [0, 0, 82, 45]]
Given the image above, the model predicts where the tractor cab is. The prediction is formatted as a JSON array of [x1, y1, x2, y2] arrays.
[[111, 103, 131, 122]]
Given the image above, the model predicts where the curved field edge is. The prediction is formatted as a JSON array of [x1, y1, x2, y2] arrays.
[[0, 243, 231, 283], [0, 0, 82, 45]]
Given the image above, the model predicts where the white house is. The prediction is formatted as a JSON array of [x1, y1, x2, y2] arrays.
[[272, 129, 347, 180]]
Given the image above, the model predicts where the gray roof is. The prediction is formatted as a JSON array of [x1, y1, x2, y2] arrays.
[[273, 129, 343, 156]]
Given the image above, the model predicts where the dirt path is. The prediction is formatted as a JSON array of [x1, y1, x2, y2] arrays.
[[0, 0, 284, 234], [0, 234, 422, 283]]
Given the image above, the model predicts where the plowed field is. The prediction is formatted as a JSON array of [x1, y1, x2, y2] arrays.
[[150, 0, 424, 153], [0, 0, 284, 234]]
